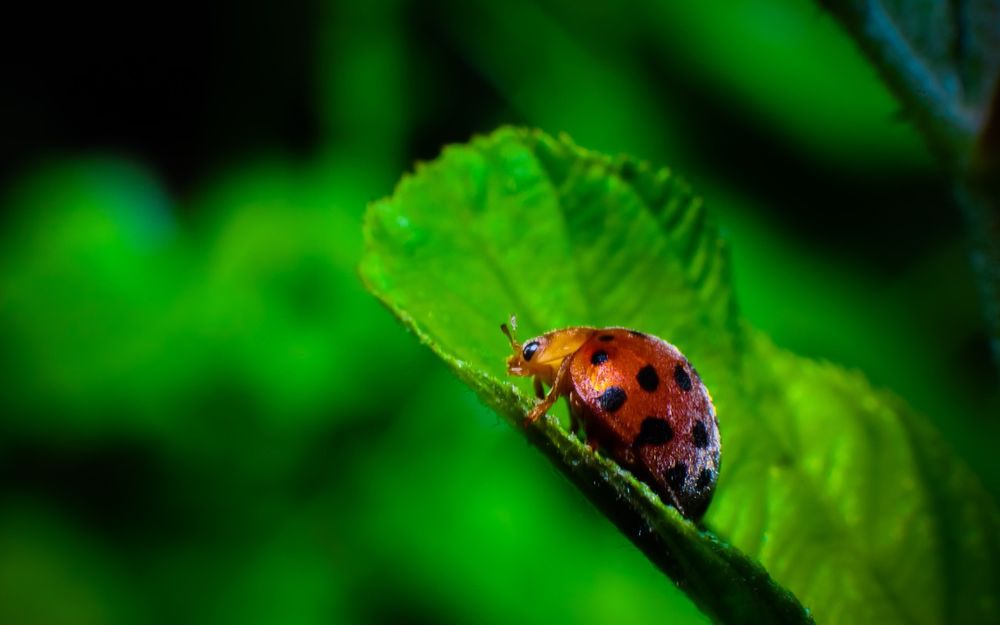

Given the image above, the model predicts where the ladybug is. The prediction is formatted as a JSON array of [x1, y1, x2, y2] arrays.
[[501, 319, 720, 521]]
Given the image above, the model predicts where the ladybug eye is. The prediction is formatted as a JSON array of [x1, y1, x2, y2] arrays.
[[522, 341, 540, 361]]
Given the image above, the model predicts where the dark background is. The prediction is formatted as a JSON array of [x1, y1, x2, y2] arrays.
[[1, 1, 996, 623]]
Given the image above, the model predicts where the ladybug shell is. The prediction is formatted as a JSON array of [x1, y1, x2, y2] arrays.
[[566, 329, 720, 520]]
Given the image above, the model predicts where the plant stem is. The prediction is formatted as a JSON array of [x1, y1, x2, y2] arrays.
[[955, 173, 1000, 379], [818, 0, 1000, 379], [818, 1, 976, 159]]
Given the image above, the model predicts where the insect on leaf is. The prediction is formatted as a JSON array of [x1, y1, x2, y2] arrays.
[[360, 127, 1000, 625]]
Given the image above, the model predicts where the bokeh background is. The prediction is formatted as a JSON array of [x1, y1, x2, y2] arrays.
[[2, 1, 998, 624]]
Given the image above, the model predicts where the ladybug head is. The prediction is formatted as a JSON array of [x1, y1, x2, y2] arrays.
[[501, 316, 547, 377], [501, 318, 591, 384]]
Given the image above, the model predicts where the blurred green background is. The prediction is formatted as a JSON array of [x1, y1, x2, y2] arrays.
[[2, 1, 997, 623]]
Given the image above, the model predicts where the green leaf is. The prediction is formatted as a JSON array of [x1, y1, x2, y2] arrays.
[[719, 332, 1000, 624], [360, 127, 999, 624]]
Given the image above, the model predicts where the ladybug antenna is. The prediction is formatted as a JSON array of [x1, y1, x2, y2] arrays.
[[500, 315, 520, 350]]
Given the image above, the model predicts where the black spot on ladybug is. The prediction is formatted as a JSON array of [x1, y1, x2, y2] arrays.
[[591, 350, 609, 365], [665, 462, 688, 493], [692, 420, 709, 448], [599, 334, 615, 342], [628, 330, 646, 338], [636, 364, 659, 392], [696, 468, 714, 491], [674, 364, 692, 392], [598, 386, 627, 412], [522, 341, 540, 361], [634, 417, 673, 446]]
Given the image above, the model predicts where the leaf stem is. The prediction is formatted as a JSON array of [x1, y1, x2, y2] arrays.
[[467, 366, 815, 625], [818, 0, 976, 159]]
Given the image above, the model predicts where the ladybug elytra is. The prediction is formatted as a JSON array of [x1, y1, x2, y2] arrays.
[[502, 318, 720, 521]]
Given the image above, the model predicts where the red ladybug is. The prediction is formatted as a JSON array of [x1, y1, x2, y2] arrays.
[[502, 319, 720, 520]]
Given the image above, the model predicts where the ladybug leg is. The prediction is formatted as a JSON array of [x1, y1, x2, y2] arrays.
[[569, 410, 581, 437], [567, 394, 583, 437], [661, 485, 689, 518], [617, 444, 637, 466], [524, 358, 573, 424], [583, 427, 617, 456], [533, 377, 545, 399]]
